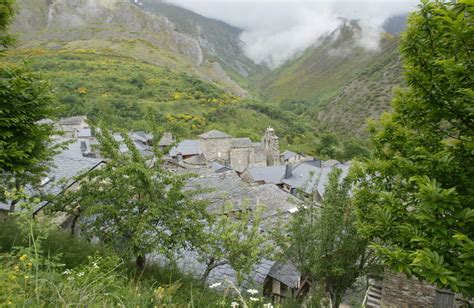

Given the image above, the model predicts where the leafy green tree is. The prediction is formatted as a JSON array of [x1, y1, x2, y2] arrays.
[[0, 0, 15, 48], [340, 138, 371, 161], [353, 1, 474, 296], [196, 204, 271, 285], [285, 169, 376, 308], [62, 128, 208, 271], [0, 65, 58, 212], [316, 132, 338, 159]]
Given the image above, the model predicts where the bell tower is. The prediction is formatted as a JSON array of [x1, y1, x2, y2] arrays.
[[263, 127, 280, 166]]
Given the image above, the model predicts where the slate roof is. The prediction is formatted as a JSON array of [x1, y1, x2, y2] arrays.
[[231, 137, 253, 148], [185, 170, 299, 221], [267, 262, 300, 288], [58, 116, 87, 125], [211, 162, 232, 173], [150, 170, 301, 289], [246, 165, 286, 184], [198, 130, 231, 139], [281, 150, 297, 161], [77, 128, 92, 138], [281, 161, 351, 197], [0, 139, 104, 213], [169, 140, 202, 157], [158, 132, 174, 147], [281, 163, 321, 195], [183, 154, 207, 165]]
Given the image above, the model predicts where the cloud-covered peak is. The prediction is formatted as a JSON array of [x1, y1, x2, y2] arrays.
[[164, 0, 418, 68]]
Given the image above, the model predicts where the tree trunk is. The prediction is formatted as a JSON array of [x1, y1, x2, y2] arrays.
[[201, 258, 226, 283], [328, 288, 341, 308], [9, 179, 20, 212], [136, 254, 146, 271], [70, 206, 81, 236], [202, 257, 215, 283], [9, 199, 18, 213]]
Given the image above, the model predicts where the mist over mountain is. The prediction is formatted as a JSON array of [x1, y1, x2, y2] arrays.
[[164, 0, 417, 68]]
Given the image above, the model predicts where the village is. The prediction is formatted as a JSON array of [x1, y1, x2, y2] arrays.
[[1, 115, 459, 307]]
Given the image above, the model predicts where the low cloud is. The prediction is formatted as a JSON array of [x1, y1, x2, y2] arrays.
[[164, 0, 418, 68]]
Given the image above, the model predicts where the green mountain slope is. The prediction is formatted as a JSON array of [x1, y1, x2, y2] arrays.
[[258, 21, 399, 105], [256, 20, 403, 137], [316, 41, 403, 137], [11, 0, 249, 97]]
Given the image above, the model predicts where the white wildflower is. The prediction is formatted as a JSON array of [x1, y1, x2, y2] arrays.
[[92, 262, 99, 269], [77, 272, 85, 277], [230, 302, 239, 308], [209, 282, 222, 288], [247, 289, 258, 295], [249, 297, 259, 302], [67, 276, 75, 281], [62, 269, 71, 275], [263, 304, 274, 308]]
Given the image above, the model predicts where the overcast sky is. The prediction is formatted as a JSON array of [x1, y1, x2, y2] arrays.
[[164, 0, 419, 67]]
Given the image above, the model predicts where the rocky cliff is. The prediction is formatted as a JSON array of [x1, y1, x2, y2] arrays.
[[11, 0, 248, 97]]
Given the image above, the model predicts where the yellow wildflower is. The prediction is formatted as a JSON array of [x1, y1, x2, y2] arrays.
[[19, 254, 28, 261]]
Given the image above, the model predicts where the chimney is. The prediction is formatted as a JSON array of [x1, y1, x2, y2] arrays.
[[177, 153, 183, 162], [80, 140, 87, 153], [284, 164, 292, 179]]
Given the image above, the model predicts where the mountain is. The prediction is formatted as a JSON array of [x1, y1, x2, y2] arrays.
[[383, 14, 408, 35], [10, 0, 249, 97], [255, 20, 403, 137], [134, 0, 264, 80], [315, 40, 403, 138], [8, 0, 405, 142]]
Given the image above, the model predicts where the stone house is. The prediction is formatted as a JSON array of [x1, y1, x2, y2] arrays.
[[363, 271, 470, 308], [280, 150, 305, 164], [281, 160, 350, 201], [168, 127, 279, 172], [58, 115, 89, 138]]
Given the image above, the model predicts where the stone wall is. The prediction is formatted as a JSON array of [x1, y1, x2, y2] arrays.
[[253, 145, 266, 166], [381, 271, 436, 308], [199, 137, 232, 161], [230, 147, 254, 172]]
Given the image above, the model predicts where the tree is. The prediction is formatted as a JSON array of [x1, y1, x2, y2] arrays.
[[285, 169, 376, 308], [62, 128, 208, 271], [196, 204, 271, 285], [353, 1, 474, 296], [316, 132, 338, 159], [0, 0, 16, 49], [0, 66, 58, 212]]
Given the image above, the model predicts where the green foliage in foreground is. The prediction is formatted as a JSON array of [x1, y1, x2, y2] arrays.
[[0, 63, 60, 212], [354, 0, 474, 296], [0, 214, 225, 307], [57, 127, 208, 270], [283, 169, 377, 308]]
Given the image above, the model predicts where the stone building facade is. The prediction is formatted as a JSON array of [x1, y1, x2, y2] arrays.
[[381, 272, 437, 307], [263, 127, 280, 166], [169, 128, 279, 172], [198, 130, 233, 161], [365, 271, 459, 308]]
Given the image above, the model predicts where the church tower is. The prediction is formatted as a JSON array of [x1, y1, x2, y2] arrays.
[[263, 127, 280, 166]]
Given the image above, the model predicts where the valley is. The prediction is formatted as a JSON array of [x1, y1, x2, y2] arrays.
[[6, 0, 405, 156]]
